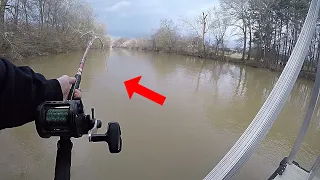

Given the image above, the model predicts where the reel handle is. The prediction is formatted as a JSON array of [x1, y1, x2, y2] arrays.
[[67, 74, 81, 100], [89, 122, 122, 153]]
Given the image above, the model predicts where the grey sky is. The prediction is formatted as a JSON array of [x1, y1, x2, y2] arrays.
[[88, 0, 220, 38]]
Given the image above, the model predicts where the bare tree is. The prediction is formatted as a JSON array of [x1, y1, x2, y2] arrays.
[[152, 19, 180, 52], [209, 6, 231, 58], [0, 0, 9, 32], [220, 0, 250, 60], [180, 10, 212, 57]]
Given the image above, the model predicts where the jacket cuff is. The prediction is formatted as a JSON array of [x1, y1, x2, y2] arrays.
[[46, 79, 63, 101]]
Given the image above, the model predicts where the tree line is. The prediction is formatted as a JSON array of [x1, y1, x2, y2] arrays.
[[0, 0, 109, 60], [113, 0, 320, 74]]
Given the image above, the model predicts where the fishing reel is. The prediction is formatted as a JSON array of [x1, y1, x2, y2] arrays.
[[35, 99, 122, 153]]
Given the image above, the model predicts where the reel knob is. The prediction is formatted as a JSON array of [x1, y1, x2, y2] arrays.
[[89, 122, 122, 154], [106, 122, 122, 153]]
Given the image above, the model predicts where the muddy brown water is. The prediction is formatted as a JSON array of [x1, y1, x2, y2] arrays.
[[1, 49, 320, 180]]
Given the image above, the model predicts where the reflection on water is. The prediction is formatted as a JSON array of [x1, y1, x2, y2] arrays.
[[1, 49, 319, 180]]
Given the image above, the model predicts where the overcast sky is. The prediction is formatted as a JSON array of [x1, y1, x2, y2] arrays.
[[88, 0, 220, 38]]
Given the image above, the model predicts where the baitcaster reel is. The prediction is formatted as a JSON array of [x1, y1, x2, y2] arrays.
[[35, 99, 122, 180], [35, 99, 122, 153]]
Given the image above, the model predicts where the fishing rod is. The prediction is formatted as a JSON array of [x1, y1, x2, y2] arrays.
[[35, 31, 122, 180]]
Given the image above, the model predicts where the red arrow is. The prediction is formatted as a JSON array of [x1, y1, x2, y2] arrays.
[[124, 76, 166, 105]]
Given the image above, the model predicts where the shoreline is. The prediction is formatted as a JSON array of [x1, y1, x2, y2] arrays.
[[6, 47, 316, 82], [117, 48, 316, 82], [222, 57, 315, 82], [3, 47, 110, 64]]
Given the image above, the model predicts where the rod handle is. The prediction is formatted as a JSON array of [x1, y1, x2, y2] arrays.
[[54, 138, 72, 180], [67, 74, 81, 100]]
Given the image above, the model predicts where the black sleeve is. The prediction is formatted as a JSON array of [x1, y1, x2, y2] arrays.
[[0, 58, 63, 130]]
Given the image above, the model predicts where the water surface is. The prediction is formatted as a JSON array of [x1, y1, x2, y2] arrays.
[[1, 49, 319, 180]]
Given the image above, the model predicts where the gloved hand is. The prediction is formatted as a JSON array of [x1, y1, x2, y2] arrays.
[[57, 75, 82, 100]]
